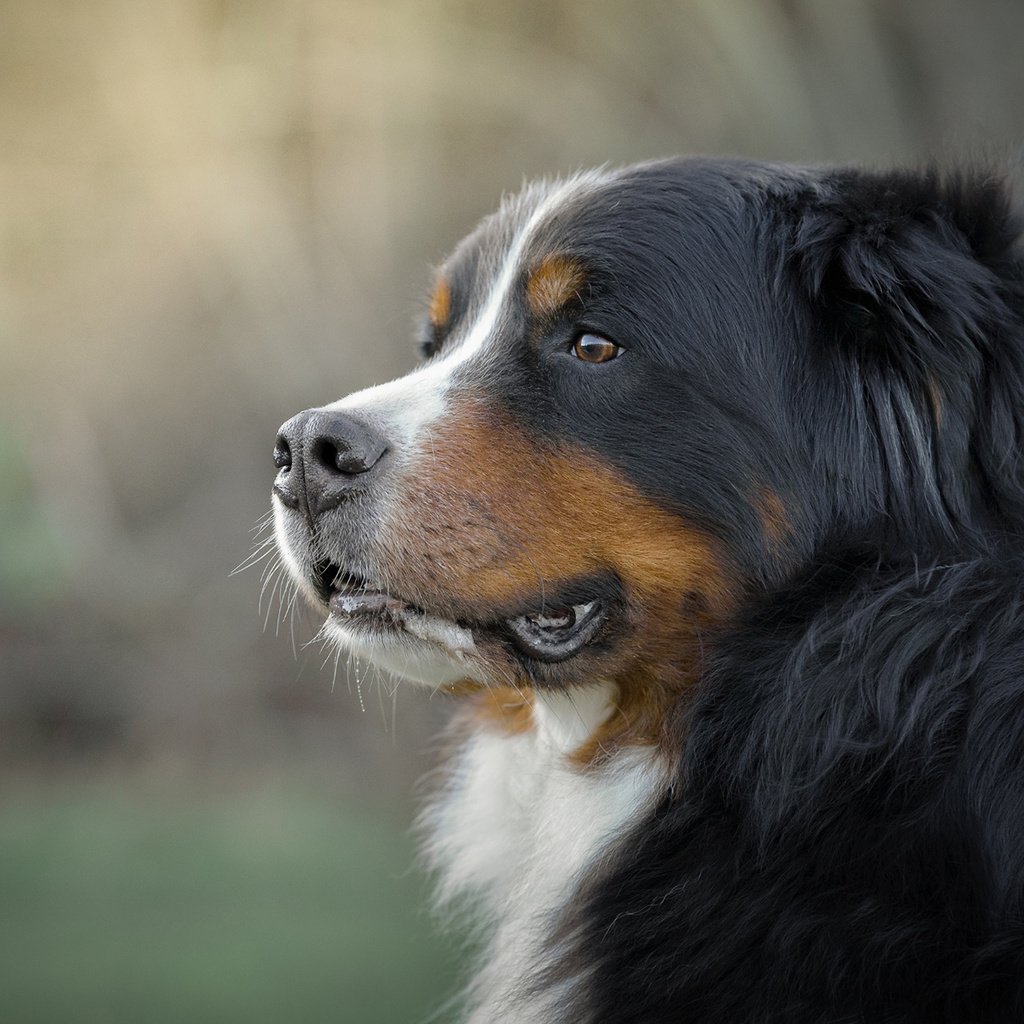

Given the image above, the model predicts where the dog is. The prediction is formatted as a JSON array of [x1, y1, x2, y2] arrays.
[[270, 158, 1024, 1023]]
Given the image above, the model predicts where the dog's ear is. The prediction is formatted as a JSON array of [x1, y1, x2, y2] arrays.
[[785, 166, 1024, 534], [788, 167, 1021, 384]]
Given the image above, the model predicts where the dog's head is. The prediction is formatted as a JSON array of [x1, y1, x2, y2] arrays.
[[272, 158, 1023, 744]]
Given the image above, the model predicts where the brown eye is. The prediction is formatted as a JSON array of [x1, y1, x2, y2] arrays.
[[572, 333, 622, 363]]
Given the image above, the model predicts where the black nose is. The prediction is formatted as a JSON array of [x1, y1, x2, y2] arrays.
[[273, 408, 390, 518]]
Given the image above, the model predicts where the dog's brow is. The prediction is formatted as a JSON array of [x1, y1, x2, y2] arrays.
[[322, 172, 608, 453], [526, 254, 587, 318], [451, 171, 607, 367]]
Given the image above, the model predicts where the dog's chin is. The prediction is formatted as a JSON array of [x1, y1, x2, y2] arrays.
[[324, 609, 487, 688]]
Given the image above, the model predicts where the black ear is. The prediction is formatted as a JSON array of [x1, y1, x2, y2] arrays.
[[789, 167, 1022, 383], [785, 166, 1024, 538]]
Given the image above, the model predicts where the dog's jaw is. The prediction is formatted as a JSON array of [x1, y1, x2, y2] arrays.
[[321, 606, 484, 688]]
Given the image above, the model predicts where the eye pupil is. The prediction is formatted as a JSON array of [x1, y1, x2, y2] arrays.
[[573, 333, 620, 363]]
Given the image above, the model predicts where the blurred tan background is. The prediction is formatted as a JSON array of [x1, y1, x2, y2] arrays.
[[1, 1, 1022, 1021]]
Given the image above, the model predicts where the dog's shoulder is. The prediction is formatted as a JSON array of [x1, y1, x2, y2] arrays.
[[550, 552, 1024, 1023]]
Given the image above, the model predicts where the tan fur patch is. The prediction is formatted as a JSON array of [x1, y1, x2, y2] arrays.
[[926, 376, 944, 429], [385, 402, 740, 766], [392, 404, 734, 618], [567, 673, 676, 769], [429, 277, 452, 328], [525, 254, 586, 318], [469, 685, 535, 735], [757, 487, 790, 547]]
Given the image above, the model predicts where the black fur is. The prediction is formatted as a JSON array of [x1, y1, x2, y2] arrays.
[[530, 162, 1024, 1022], [552, 553, 1024, 1022]]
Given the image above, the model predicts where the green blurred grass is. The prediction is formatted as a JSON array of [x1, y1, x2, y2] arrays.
[[0, 784, 463, 1024]]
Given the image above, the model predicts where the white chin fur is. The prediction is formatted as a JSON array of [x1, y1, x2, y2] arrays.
[[324, 613, 482, 687]]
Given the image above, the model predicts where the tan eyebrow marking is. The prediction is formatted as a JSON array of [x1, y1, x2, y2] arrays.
[[526, 254, 586, 318], [429, 276, 452, 328]]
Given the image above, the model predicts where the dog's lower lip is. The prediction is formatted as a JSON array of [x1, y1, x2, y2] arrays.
[[328, 588, 410, 617], [320, 567, 605, 657], [327, 575, 421, 619]]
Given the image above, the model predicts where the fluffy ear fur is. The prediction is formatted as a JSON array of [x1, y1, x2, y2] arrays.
[[792, 168, 1020, 370], [785, 167, 1024, 543]]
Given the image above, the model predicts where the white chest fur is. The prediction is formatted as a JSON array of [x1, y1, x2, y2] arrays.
[[422, 684, 668, 1023]]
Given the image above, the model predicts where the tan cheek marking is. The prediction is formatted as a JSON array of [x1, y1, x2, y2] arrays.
[[525, 254, 586, 318], [387, 404, 740, 764], [429, 276, 451, 328], [393, 403, 735, 621]]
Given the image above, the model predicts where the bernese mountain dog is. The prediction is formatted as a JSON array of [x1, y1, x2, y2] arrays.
[[270, 158, 1024, 1023]]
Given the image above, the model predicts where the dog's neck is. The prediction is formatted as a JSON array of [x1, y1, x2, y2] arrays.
[[423, 683, 668, 1022]]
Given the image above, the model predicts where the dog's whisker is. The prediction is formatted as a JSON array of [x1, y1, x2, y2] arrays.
[[302, 619, 329, 652], [286, 586, 301, 658], [274, 573, 296, 637], [257, 556, 282, 619], [230, 539, 277, 577], [240, 546, 275, 572], [389, 668, 399, 740], [262, 563, 288, 632]]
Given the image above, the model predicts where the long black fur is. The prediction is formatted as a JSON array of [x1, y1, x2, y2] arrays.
[[540, 163, 1024, 1022], [554, 553, 1024, 1022]]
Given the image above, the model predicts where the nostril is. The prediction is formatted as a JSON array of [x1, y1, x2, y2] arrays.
[[312, 437, 386, 476], [273, 435, 292, 470], [313, 439, 342, 473]]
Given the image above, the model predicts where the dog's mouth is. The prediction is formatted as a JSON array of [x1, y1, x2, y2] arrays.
[[504, 601, 605, 661], [313, 560, 608, 663]]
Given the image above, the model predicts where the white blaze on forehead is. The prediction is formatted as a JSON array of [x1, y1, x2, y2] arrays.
[[324, 169, 610, 450]]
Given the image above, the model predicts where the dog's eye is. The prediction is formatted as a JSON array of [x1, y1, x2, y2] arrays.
[[572, 333, 622, 364]]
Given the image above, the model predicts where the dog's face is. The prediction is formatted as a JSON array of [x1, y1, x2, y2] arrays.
[[272, 157, 1022, 737]]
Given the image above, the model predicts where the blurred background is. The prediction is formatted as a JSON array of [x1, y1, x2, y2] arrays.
[[1, 1, 1022, 1020]]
